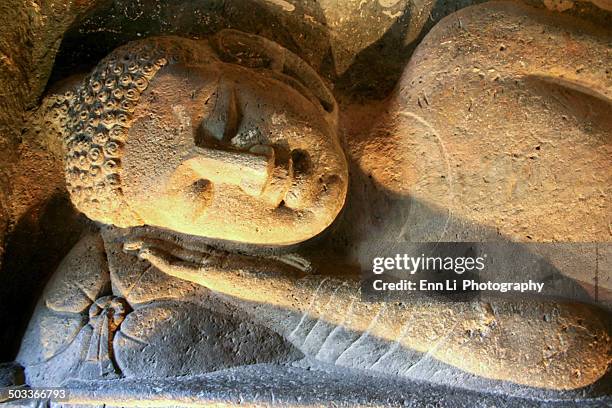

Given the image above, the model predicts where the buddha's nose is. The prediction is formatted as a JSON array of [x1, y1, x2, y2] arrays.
[[186, 145, 291, 200]]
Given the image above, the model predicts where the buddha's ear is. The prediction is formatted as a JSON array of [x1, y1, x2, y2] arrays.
[[212, 29, 338, 127]]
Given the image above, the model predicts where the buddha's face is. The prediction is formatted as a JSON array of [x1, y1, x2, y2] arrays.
[[120, 62, 348, 245]]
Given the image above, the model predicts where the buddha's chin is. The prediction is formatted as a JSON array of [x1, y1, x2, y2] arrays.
[[135, 192, 345, 245]]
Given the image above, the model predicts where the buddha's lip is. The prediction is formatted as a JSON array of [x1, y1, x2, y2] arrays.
[[262, 150, 294, 207]]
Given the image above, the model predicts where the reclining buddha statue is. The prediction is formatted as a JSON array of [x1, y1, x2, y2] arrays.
[[13, 2, 611, 405]]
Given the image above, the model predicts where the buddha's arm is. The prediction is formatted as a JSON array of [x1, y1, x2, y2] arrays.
[[132, 238, 611, 391]]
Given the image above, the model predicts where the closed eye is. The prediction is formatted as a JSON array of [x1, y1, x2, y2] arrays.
[[196, 82, 242, 147]]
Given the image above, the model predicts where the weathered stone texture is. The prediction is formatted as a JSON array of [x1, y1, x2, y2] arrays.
[[0, 0, 611, 406], [342, 1, 611, 243]]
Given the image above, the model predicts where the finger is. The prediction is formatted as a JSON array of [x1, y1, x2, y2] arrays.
[[137, 247, 173, 270], [160, 243, 218, 266], [138, 247, 207, 284], [267, 253, 312, 273], [169, 238, 227, 258], [123, 239, 144, 253], [131, 237, 224, 264]]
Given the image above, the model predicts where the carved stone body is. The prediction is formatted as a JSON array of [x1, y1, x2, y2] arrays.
[[131, 235, 611, 391], [12, 3, 612, 404], [17, 230, 301, 386], [50, 30, 348, 246]]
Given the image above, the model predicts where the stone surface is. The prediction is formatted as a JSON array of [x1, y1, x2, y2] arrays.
[[48, 32, 347, 245], [1, 364, 608, 407], [317, 1, 612, 305], [17, 230, 300, 387], [345, 1, 611, 243], [1, 0, 611, 406], [0, 0, 107, 362], [302, 1, 612, 318], [0, 0, 101, 245], [115, 301, 301, 378], [131, 235, 611, 391], [0, 362, 23, 388]]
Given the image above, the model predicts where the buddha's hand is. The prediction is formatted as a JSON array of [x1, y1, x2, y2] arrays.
[[123, 237, 312, 288], [123, 237, 227, 285]]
